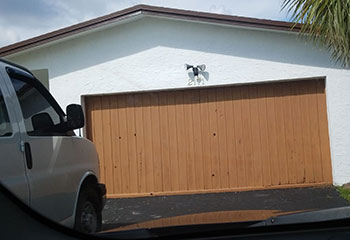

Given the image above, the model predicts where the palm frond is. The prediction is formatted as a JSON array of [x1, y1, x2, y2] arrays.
[[282, 0, 350, 67]]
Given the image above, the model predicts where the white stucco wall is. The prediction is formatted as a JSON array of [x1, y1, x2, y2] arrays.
[[7, 16, 350, 185]]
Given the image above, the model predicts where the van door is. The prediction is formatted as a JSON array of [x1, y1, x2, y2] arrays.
[[4, 68, 79, 223], [0, 70, 29, 204]]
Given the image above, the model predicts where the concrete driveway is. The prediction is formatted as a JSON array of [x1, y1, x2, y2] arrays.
[[101, 186, 349, 231]]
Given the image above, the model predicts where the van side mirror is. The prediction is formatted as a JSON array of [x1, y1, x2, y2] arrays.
[[66, 104, 84, 130]]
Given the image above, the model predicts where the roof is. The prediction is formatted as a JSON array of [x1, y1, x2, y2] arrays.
[[0, 5, 301, 57]]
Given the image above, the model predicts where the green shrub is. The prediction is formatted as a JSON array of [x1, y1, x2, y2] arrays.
[[337, 186, 350, 201]]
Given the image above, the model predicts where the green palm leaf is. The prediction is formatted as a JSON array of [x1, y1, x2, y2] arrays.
[[282, 0, 350, 67]]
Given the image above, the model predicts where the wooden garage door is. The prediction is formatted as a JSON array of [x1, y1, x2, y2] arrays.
[[85, 79, 332, 198]]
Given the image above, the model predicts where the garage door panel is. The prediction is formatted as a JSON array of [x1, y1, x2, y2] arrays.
[[264, 86, 280, 186], [257, 85, 272, 187], [290, 84, 306, 184], [90, 97, 106, 186], [85, 79, 332, 197], [231, 87, 246, 188], [158, 94, 171, 192], [223, 87, 238, 188], [166, 92, 180, 191], [307, 83, 324, 183], [110, 95, 123, 194], [85, 97, 94, 142], [249, 85, 263, 187], [299, 83, 315, 183], [191, 90, 205, 190], [140, 94, 154, 192], [316, 82, 332, 183], [101, 96, 114, 193], [117, 95, 130, 193], [273, 84, 289, 185], [183, 91, 196, 190], [199, 89, 213, 190], [281, 83, 296, 184], [126, 94, 138, 193], [241, 86, 255, 187], [150, 94, 163, 193], [134, 94, 146, 193], [175, 91, 188, 191], [208, 89, 221, 189], [216, 87, 229, 189]]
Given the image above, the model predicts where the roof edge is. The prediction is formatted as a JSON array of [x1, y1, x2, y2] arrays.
[[0, 4, 301, 57]]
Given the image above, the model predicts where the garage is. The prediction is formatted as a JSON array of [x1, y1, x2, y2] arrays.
[[85, 79, 332, 198]]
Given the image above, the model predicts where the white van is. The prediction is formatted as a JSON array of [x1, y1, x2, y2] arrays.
[[0, 59, 106, 233]]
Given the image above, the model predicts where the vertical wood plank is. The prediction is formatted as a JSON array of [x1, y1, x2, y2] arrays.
[[117, 95, 131, 193], [282, 83, 297, 184], [134, 94, 146, 193], [92, 97, 105, 184], [240, 86, 254, 186], [307, 81, 323, 183], [299, 82, 315, 183], [265, 86, 280, 185], [167, 92, 180, 191], [175, 91, 188, 190], [191, 90, 204, 190], [142, 94, 155, 192], [273, 83, 289, 185], [84, 98, 93, 141], [256, 85, 272, 187], [199, 89, 213, 189], [158, 92, 172, 192], [208, 88, 221, 189], [290, 83, 306, 183], [183, 90, 196, 190], [109, 96, 122, 194], [101, 96, 114, 193], [216, 88, 229, 188], [125, 94, 138, 193], [223, 87, 238, 188], [231, 87, 246, 187], [150, 93, 163, 192], [248, 85, 263, 186], [315, 80, 332, 183]]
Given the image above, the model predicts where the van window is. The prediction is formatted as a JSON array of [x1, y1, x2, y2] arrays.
[[10, 77, 63, 136], [0, 89, 12, 137]]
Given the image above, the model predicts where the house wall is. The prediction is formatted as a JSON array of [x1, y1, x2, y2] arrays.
[[6, 16, 350, 185]]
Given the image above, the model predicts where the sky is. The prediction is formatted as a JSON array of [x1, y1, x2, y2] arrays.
[[0, 0, 291, 48]]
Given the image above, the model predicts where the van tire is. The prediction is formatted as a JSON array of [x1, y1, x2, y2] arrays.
[[74, 187, 102, 233]]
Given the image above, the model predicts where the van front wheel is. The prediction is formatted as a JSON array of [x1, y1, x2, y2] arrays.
[[74, 187, 102, 233]]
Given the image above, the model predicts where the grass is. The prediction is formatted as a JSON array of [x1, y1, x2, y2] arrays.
[[336, 186, 350, 202]]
